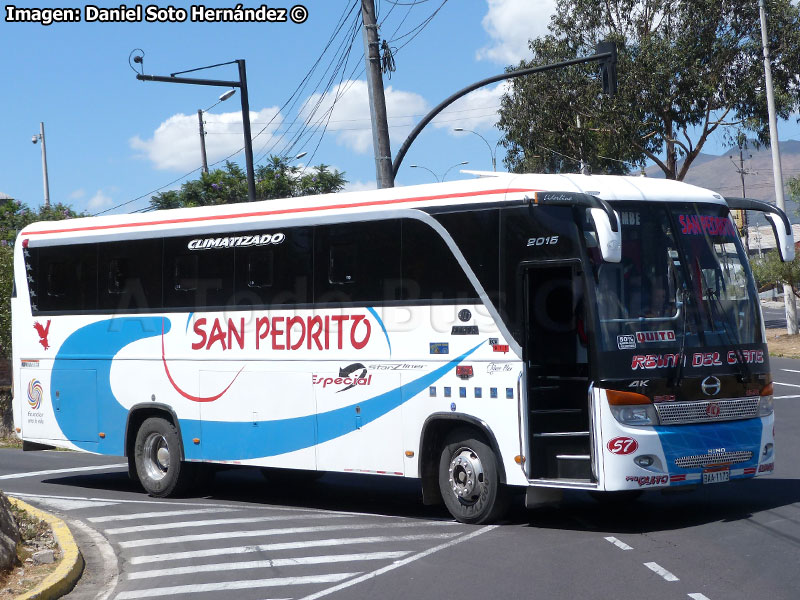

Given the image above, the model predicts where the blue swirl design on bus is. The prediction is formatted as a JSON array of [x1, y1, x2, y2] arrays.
[[52, 317, 484, 460], [366, 306, 392, 356], [51, 317, 169, 455]]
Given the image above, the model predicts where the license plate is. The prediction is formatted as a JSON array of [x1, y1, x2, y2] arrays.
[[702, 469, 730, 484]]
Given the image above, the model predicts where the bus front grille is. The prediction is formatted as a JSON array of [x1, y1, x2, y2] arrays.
[[654, 397, 759, 425], [674, 450, 753, 469]]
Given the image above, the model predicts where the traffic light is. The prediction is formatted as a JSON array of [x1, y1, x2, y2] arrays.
[[596, 40, 617, 95]]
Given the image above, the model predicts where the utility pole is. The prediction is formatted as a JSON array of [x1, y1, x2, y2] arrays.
[[730, 139, 754, 249], [135, 56, 257, 201], [758, 0, 796, 334], [32, 122, 50, 208], [361, 0, 394, 188], [198, 109, 209, 174]]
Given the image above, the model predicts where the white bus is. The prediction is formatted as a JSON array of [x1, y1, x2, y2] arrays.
[[11, 173, 791, 523]]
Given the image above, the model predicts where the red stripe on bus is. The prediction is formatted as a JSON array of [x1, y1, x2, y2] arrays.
[[24, 188, 537, 236]]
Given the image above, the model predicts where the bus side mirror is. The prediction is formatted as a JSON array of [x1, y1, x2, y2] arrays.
[[528, 191, 622, 263], [725, 197, 794, 262], [590, 208, 622, 263], [765, 212, 795, 262]]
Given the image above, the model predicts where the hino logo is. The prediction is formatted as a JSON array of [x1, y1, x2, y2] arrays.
[[701, 375, 721, 396]]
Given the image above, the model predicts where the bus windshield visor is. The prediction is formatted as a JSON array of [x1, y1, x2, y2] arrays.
[[587, 202, 763, 353]]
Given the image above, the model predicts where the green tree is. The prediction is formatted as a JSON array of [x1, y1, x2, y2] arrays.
[[149, 157, 347, 210], [498, 0, 800, 179], [750, 250, 800, 298], [0, 199, 84, 358], [789, 175, 800, 202]]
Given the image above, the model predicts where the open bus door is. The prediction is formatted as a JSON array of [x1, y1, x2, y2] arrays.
[[523, 261, 595, 482]]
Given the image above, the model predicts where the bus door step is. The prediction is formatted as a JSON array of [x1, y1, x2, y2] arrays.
[[554, 453, 592, 480]]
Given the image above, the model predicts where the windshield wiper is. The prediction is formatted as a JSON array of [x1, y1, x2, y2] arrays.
[[670, 288, 690, 389], [705, 287, 752, 383]]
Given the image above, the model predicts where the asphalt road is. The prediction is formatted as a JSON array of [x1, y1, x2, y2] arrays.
[[762, 301, 800, 330], [1, 360, 799, 600]]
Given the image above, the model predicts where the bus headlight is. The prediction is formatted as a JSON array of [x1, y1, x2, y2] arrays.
[[759, 383, 774, 417], [609, 404, 659, 426], [605, 389, 658, 426]]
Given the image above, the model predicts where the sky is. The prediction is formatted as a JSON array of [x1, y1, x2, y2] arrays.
[[1, 0, 799, 216]]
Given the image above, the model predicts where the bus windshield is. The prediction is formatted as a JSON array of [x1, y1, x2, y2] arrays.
[[588, 202, 763, 356]]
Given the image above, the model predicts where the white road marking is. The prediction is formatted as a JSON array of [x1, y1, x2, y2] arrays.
[[688, 594, 711, 600], [122, 520, 459, 550], [114, 573, 360, 599], [773, 381, 800, 388], [775, 394, 800, 399], [604, 536, 633, 550], [644, 562, 680, 582], [296, 526, 498, 600], [129, 531, 461, 565], [780, 368, 800, 374], [7, 491, 360, 514], [0, 463, 126, 480], [89, 508, 238, 523], [105, 512, 353, 534], [128, 551, 410, 580]]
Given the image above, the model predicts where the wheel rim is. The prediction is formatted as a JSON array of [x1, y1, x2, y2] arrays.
[[143, 432, 170, 482], [448, 447, 484, 503]]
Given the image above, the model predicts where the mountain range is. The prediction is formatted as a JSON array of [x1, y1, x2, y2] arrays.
[[645, 140, 800, 224]]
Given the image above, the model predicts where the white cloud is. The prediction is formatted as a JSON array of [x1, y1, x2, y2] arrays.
[[478, 0, 556, 65], [344, 180, 377, 192], [432, 81, 509, 133], [299, 80, 428, 154], [87, 189, 112, 210], [130, 107, 283, 171], [68, 188, 85, 200]]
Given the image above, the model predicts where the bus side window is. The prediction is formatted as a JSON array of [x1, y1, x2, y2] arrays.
[[46, 262, 67, 297], [173, 255, 199, 291], [32, 244, 98, 313], [329, 243, 357, 284], [107, 258, 127, 294], [314, 220, 401, 305], [246, 249, 274, 288]]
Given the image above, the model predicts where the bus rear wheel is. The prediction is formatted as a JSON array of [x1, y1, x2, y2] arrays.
[[438, 429, 508, 524], [134, 417, 191, 497]]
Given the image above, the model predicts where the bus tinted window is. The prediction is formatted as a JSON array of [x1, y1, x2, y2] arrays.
[[233, 227, 312, 307], [401, 219, 477, 302], [163, 236, 233, 309], [32, 244, 97, 313], [98, 239, 162, 311], [315, 220, 401, 305]]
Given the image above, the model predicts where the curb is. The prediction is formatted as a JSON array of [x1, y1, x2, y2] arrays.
[[8, 497, 84, 600]]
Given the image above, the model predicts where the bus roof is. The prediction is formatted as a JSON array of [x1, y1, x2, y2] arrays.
[[19, 173, 725, 244]]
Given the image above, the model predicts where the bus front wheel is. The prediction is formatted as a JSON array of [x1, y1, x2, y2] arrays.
[[134, 417, 191, 497], [438, 429, 508, 524]]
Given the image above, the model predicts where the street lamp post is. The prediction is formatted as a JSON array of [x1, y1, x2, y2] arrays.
[[31, 122, 50, 208], [443, 161, 469, 181], [409, 164, 439, 182], [198, 89, 236, 174], [410, 161, 469, 183], [453, 128, 498, 171], [134, 56, 258, 201]]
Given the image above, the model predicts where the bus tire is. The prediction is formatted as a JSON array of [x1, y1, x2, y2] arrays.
[[438, 429, 508, 524], [134, 417, 191, 498]]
